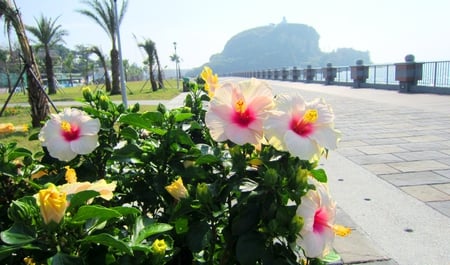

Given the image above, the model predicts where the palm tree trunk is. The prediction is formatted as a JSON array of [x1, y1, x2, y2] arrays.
[[5, 1, 49, 127], [45, 46, 56, 94], [110, 48, 120, 95], [154, 50, 164, 89], [149, 63, 157, 92]]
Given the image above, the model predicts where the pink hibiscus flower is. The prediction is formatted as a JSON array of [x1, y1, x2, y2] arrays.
[[205, 78, 273, 145], [39, 108, 100, 161], [264, 94, 340, 160]]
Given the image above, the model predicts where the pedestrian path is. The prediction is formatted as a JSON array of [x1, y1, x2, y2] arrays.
[[252, 79, 450, 265]]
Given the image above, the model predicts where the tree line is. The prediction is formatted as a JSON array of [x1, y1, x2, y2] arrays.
[[0, 0, 170, 127]]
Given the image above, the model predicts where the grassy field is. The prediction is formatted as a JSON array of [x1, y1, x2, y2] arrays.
[[0, 79, 180, 152]]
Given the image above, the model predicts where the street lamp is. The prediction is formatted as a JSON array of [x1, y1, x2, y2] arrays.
[[173, 42, 179, 90]]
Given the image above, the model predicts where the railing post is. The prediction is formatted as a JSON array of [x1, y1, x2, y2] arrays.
[[304, 65, 314, 83], [282, 67, 288, 81], [350, 59, 369, 88], [395, 54, 423, 93], [292, 67, 300, 81], [322, 63, 337, 85], [273, 69, 279, 80]]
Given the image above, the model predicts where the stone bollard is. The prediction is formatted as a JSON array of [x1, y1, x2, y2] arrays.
[[274, 69, 280, 80], [350, 59, 369, 88], [304, 65, 315, 83], [282, 68, 289, 81], [292, 67, 300, 81], [322, 63, 337, 85], [395, 54, 423, 93], [267, 69, 273, 79]]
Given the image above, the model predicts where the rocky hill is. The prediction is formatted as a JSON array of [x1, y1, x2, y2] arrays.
[[187, 21, 370, 76]]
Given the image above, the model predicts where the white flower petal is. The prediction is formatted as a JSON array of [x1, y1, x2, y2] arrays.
[[70, 135, 99, 154], [284, 131, 320, 160]]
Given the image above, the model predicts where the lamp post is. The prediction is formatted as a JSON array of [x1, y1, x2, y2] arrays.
[[173, 42, 179, 90], [114, 0, 127, 107]]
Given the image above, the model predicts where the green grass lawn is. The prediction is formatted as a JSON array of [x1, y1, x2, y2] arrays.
[[0, 79, 180, 152], [0, 79, 181, 104]]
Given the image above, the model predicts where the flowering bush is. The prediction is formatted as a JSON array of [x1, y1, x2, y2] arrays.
[[0, 68, 349, 265]]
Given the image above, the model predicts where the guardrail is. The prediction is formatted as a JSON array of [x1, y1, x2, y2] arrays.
[[226, 56, 450, 95]]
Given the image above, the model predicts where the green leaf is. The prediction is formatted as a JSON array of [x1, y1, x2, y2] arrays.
[[72, 205, 121, 223], [8, 147, 32, 160], [0, 223, 36, 245], [195, 154, 220, 165], [120, 126, 139, 140], [236, 232, 265, 265], [119, 112, 161, 130], [174, 217, 189, 234], [81, 233, 133, 255], [50, 252, 82, 265], [0, 245, 22, 261], [186, 221, 211, 253], [134, 223, 173, 244], [111, 143, 142, 163], [174, 112, 193, 122], [239, 178, 259, 192], [112, 206, 141, 217], [66, 190, 100, 212], [311, 168, 327, 182]]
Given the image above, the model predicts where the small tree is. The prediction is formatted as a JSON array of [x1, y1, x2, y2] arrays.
[[26, 15, 68, 95], [0, 0, 49, 127], [89, 46, 112, 92]]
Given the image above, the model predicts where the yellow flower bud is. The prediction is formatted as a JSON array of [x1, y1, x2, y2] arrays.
[[151, 239, 167, 255], [35, 184, 68, 224], [64, 166, 77, 183], [165, 177, 189, 201]]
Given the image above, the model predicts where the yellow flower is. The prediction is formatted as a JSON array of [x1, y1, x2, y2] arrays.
[[59, 179, 117, 201], [200, 66, 219, 97], [0, 123, 28, 134], [64, 166, 77, 183], [35, 184, 68, 224], [165, 177, 189, 200], [151, 238, 167, 255], [24, 256, 36, 265]]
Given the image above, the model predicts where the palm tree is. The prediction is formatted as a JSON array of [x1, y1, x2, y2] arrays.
[[89, 46, 112, 92], [138, 39, 156, 91], [0, 0, 49, 127], [139, 39, 163, 91], [77, 0, 128, 95], [26, 15, 68, 95]]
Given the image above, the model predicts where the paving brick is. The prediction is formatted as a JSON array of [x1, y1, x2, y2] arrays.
[[400, 185, 450, 202], [435, 169, 450, 178], [427, 201, 450, 217], [432, 183, 450, 195], [379, 171, 450, 186], [356, 145, 407, 155], [392, 150, 449, 161], [387, 160, 449, 172], [348, 154, 404, 165], [362, 164, 400, 175]]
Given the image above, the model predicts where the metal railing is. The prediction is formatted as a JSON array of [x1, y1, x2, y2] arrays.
[[227, 60, 450, 93]]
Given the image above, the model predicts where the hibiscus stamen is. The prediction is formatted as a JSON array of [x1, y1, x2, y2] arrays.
[[60, 121, 80, 141], [232, 98, 255, 127], [303, 109, 318, 123], [333, 224, 352, 237]]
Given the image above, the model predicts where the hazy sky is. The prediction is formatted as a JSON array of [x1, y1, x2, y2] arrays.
[[2, 0, 450, 69]]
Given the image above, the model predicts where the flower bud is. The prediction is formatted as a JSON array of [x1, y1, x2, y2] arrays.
[[151, 238, 167, 255], [35, 184, 68, 224], [196, 183, 211, 204], [290, 215, 304, 235], [264, 168, 278, 186], [82, 87, 93, 102]]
